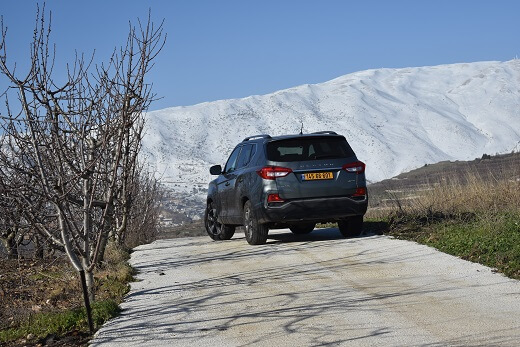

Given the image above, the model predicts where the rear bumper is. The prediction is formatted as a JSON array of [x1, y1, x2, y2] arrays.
[[256, 195, 368, 224]]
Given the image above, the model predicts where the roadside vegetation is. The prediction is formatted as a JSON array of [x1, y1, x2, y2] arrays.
[[0, 244, 133, 345], [367, 153, 520, 280], [0, 4, 164, 346]]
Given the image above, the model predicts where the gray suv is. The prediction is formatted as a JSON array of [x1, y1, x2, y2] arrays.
[[204, 131, 368, 245]]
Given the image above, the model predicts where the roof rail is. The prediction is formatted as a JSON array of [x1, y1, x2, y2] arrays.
[[312, 131, 338, 135], [243, 134, 271, 142]]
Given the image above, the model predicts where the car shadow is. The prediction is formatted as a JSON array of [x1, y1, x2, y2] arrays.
[[266, 221, 389, 244]]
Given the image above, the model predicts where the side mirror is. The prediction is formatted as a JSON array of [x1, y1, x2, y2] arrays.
[[210, 165, 222, 175]]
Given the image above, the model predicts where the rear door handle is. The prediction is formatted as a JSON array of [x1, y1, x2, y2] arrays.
[[225, 182, 230, 186]]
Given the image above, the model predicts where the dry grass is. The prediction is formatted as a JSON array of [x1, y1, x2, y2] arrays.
[[95, 243, 134, 299], [367, 166, 520, 280], [367, 169, 520, 221], [0, 242, 133, 345]]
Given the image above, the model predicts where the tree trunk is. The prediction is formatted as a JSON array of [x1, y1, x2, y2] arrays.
[[82, 176, 95, 302], [95, 198, 115, 266], [3, 230, 18, 259], [34, 233, 44, 259], [82, 258, 95, 303], [79, 270, 94, 333]]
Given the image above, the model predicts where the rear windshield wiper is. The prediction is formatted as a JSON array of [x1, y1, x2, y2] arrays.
[[310, 154, 341, 160]]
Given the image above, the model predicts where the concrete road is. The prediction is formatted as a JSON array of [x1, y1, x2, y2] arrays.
[[91, 228, 520, 346]]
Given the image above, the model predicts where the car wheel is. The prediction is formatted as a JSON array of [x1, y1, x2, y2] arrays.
[[289, 223, 316, 234], [204, 201, 235, 240], [243, 200, 268, 245], [338, 216, 363, 238]]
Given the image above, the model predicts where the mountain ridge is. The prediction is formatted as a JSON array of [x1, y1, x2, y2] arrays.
[[142, 60, 520, 196]]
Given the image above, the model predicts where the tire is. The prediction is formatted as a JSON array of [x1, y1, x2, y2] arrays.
[[204, 201, 235, 240], [289, 223, 316, 234], [243, 200, 268, 245], [338, 216, 363, 238]]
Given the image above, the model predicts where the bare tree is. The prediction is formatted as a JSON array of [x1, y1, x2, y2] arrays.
[[0, 4, 165, 319], [121, 168, 163, 249], [0, 180, 21, 259], [0, 144, 48, 259]]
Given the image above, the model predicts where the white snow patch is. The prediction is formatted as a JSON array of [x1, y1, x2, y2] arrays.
[[141, 60, 520, 189]]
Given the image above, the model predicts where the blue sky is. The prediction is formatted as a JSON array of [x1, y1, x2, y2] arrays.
[[1, 1, 519, 111]]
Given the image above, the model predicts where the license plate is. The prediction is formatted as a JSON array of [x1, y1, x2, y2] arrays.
[[302, 172, 333, 181]]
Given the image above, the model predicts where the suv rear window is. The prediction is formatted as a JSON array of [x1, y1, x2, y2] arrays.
[[266, 137, 355, 162]]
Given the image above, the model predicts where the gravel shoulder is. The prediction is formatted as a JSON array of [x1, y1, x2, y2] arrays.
[[91, 228, 520, 346]]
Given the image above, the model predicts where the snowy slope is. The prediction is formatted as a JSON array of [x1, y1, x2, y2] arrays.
[[142, 60, 520, 194]]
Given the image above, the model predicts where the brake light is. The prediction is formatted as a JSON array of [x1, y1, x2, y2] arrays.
[[342, 161, 366, 174], [257, 166, 293, 180], [352, 187, 367, 197], [267, 193, 284, 203]]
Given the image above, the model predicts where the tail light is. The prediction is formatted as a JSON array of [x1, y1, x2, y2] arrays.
[[257, 166, 293, 180], [352, 187, 367, 197], [267, 193, 285, 203], [342, 161, 366, 174]]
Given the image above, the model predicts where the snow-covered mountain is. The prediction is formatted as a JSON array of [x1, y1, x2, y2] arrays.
[[142, 60, 520, 196]]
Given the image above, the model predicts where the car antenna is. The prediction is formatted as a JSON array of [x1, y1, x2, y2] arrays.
[[300, 122, 304, 135]]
